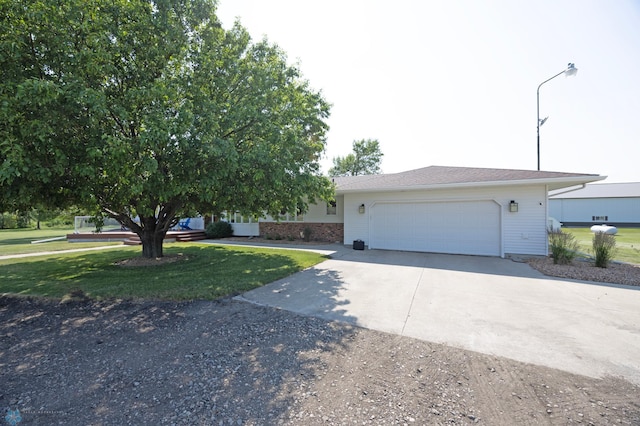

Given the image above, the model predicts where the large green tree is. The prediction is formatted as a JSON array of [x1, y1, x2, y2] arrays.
[[328, 139, 383, 177], [0, 0, 334, 257]]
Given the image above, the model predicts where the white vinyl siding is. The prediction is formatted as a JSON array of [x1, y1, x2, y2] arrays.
[[297, 195, 344, 223]]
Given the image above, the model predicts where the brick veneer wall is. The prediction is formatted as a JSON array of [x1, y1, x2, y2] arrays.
[[259, 222, 344, 243]]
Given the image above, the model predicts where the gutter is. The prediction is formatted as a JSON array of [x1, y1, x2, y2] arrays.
[[548, 184, 586, 198], [337, 176, 605, 194]]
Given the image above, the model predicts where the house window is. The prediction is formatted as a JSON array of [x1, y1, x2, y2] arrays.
[[592, 215, 608, 221], [228, 212, 259, 223], [278, 208, 304, 222], [327, 200, 337, 215], [281, 213, 304, 222]]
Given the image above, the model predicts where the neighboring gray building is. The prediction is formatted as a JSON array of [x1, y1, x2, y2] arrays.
[[549, 182, 640, 227]]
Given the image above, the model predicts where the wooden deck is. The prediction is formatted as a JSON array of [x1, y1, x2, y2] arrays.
[[66, 229, 207, 245]]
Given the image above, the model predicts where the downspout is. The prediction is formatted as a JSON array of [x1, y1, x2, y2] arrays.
[[547, 184, 586, 242], [545, 185, 549, 256]]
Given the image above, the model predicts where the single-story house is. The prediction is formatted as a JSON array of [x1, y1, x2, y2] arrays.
[[231, 166, 605, 257], [549, 182, 640, 227]]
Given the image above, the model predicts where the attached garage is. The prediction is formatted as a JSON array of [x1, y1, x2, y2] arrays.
[[370, 200, 501, 256], [257, 166, 605, 257], [333, 166, 606, 257]]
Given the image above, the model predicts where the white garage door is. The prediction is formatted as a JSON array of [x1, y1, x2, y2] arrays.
[[370, 201, 501, 256]]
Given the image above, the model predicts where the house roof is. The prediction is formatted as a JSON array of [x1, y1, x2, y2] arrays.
[[333, 166, 605, 193], [550, 182, 640, 199]]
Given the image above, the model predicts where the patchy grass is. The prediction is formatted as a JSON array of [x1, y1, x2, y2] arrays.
[[0, 243, 327, 301], [560, 227, 640, 265], [0, 228, 120, 256]]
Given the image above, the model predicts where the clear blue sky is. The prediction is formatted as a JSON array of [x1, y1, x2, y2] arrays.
[[216, 0, 640, 183]]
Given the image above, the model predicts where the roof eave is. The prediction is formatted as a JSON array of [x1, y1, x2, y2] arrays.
[[336, 175, 607, 194]]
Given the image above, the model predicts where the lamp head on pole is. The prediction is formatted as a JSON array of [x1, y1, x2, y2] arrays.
[[536, 62, 578, 171], [565, 63, 578, 77]]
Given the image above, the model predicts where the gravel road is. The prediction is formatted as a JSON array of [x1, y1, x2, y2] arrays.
[[2, 295, 639, 425]]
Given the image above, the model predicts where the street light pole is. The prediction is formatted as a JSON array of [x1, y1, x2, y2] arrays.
[[536, 63, 578, 171]]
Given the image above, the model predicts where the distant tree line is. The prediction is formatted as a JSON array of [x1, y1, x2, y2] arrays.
[[0, 208, 83, 229]]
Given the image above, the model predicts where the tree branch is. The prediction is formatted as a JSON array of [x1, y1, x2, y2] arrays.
[[222, 118, 257, 139], [103, 207, 141, 234], [109, 110, 130, 138]]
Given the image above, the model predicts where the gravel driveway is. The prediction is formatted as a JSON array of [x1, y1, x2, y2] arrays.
[[2, 295, 639, 425]]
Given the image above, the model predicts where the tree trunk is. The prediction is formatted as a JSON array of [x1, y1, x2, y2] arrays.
[[136, 215, 169, 259], [139, 228, 166, 258], [106, 205, 179, 259]]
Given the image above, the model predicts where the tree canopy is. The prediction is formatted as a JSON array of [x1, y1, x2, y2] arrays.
[[328, 139, 383, 177], [0, 0, 334, 257]]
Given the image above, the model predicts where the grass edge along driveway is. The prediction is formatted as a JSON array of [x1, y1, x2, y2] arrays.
[[0, 243, 328, 301]]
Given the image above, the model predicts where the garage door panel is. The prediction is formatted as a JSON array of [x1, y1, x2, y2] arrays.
[[371, 201, 500, 256]]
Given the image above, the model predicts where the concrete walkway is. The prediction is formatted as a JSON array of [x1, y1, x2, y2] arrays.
[[232, 243, 640, 385]]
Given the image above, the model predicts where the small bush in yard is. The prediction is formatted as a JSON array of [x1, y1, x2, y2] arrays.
[[302, 226, 313, 242], [548, 229, 579, 264], [205, 221, 233, 239], [593, 232, 617, 268]]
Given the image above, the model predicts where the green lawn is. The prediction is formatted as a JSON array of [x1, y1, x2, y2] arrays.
[[0, 228, 120, 256], [560, 227, 640, 264], [0, 242, 327, 300]]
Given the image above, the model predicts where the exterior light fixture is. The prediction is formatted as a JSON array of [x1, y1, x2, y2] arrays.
[[359, 204, 365, 214], [509, 200, 519, 213], [536, 63, 578, 170]]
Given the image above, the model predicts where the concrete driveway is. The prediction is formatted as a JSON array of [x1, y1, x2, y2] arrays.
[[233, 243, 640, 385]]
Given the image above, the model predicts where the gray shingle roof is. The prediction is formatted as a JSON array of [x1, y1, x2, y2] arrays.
[[332, 166, 603, 192], [550, 182, 640, 199]]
